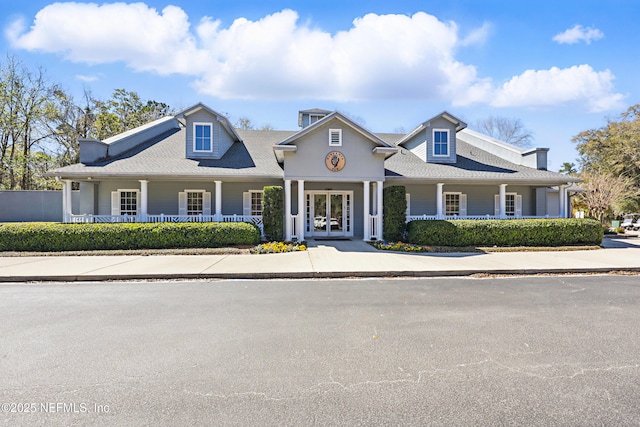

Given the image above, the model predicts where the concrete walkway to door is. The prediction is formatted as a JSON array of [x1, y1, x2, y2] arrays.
[[0, 236, 639, 282]]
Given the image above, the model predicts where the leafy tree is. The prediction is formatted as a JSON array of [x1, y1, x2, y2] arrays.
[[474, 116, 533, 148], [559, 162, 578, 175], [573, 104, 640, 211], [93, 89, 170, 140]]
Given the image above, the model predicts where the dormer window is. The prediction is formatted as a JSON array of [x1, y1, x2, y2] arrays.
[[309, 114, 324, 125], [329, 129, 342, 146], [194, 123, 212, 152], [433, 129, 449, 156]]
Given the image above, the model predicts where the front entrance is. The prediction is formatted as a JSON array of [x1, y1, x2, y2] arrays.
[[306, 191, 353, 237]]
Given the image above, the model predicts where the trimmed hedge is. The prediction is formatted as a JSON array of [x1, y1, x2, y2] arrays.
[[0, 222, 261, 252], [383, 185, 407, 241], [262, 186, 284, 241], [407, 218, 603, 247]]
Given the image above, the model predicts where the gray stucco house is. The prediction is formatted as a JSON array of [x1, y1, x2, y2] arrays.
[[50, 103, 579, 240]]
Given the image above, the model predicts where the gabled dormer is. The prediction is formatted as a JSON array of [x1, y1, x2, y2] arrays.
[[397, 112, 467, 164], [298, 108, 332, 128], [174, 103, 242, 160]]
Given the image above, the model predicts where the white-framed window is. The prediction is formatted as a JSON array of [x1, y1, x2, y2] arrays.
[[187, 192, 204, 215], [178, 190, 211, 216], [444, 192, 459, 215], [494, 193, 522, 216], [505, 194, 516, 216], [243, 190, 264, 216], [193, 122, 212, 152], [329, 129, 342, 146], [111, 190, 140, 216], [433, 129, 449, 156], [309, 114, 324, 125], [443, 192, 467, 216]]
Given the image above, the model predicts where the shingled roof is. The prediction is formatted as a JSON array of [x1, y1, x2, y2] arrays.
[[52, 119, 576, 185], [53, 126, 292, 180]]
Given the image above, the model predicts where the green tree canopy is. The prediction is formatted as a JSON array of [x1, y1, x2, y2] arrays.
[[573, 104, 640, 211]]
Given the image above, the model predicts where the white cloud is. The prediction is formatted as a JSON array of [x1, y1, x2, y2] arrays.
[[553, 25, 604, 45], [7, 3, 623, 111], [487, 65, 625, 112], [75, 74, 99, 82]]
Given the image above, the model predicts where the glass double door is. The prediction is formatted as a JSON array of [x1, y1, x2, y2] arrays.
[[308, 191, 352, 237]]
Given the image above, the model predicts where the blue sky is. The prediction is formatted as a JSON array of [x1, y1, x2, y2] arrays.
[[2, 0, 639, 170]]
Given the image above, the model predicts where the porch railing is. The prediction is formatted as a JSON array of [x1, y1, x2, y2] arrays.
[[68, 213, 264, 235], [406, 214, 553, 222]]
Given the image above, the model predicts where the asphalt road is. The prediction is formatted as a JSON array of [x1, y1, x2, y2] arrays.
[[1, 276, 639, 426]]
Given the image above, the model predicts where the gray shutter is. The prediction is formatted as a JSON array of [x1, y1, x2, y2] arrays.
[[178, 192, 187, 215], [459, 194, 467, 217], [203, 192, 212, 215], [111, 191, 119, 216], [515, 195, 523, 217], [494, 195, 500, 216], [243, 192, 252, 216], [136, 192, 141, 216]]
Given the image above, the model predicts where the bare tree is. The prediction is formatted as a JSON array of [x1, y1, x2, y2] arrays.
[[234, 116, 254, 130], [0, 55, 56, 189], [574, 169, 631, 223], [474, 116, 533, 148]]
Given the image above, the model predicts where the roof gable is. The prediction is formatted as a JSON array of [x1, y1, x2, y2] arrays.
[[397, 111, 467, 147], [174, 102, 242, 142], [277, 111, 393, 148]]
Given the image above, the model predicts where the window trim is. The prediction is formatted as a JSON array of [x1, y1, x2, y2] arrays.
[[443, 191, 461, 216], [309, 114, 324, 124], [329, 129, 342, 146], [432, 129, 450, 157], [193, 122, 213, 153], [118, 189, 139, 216], [505, 192, 517, 217], [249, 190, 263, 216], [186, 190, 205, 216]]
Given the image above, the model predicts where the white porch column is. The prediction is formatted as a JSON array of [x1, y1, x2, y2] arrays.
[[297, 180, 305, 241], [139, 180, 148, 221], [499, 184, 507, 219], [376, 181, 384, 240], [559, 184, 567, 218], [214, 180, 222, 220], [436, 183, 444, 219], [363, 181, 371, 241], [284, 180, 292, 241], [61, 180, 69, 222]]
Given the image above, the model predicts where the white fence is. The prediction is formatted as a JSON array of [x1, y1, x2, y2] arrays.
[[69, 213, 264, 235], [406, 214, 553, 222]]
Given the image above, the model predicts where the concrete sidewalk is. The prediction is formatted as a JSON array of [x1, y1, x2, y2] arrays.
[[0, 236, 639, 282]]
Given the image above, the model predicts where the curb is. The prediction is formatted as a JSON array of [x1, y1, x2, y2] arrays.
[[2, 267, 640, 282]]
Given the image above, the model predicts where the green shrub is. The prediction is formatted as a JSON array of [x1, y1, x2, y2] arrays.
[[383, 185, 406, 241], [407, 218, 603, 247], [0, 222, 260, 252], [262, 186, 284, 241]]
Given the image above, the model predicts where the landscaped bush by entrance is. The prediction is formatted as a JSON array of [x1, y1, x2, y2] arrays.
[[262, 186, 284, 241], [383, 185, 407, 241], [407, 218, 603, 247], [0, 222, 260, 252]]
